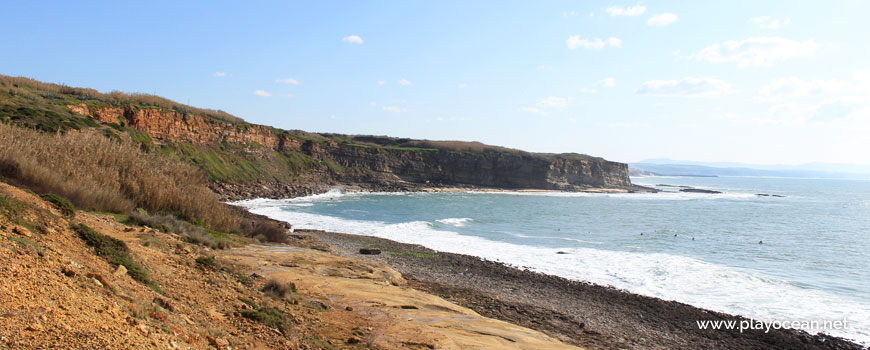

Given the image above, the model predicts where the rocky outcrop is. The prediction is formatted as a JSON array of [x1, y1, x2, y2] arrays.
[[69, 104, 279, 147], [317, 143, 631, 191]]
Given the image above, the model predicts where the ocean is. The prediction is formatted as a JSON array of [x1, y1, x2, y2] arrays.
[[235, 176, 870, 344]]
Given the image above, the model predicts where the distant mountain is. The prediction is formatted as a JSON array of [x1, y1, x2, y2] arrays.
[[637, 159, 870, 174], [630, 159, 870, 180]]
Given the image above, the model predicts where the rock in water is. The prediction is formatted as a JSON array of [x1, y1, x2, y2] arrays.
[[679, 188, 722, 194], [359, 248, 381, 255]]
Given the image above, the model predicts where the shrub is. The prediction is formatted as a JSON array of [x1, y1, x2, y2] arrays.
[[262, 278, 296, 298], [39, 193, 76, 217], [241, 217, 287, 243], [240, 306, 291, 334], [195, 255, 218, 269], [73, 223, 152, 285]]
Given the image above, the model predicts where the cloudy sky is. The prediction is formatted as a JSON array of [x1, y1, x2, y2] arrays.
[[3, 1, 869, 165]]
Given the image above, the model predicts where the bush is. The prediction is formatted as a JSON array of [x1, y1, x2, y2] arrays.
[[126, 210, 231, 249], [39, 193, 76, 217], [262, 278, 295, 298], [241, 217, 287, 243], [240, 306, 291, 334], [73, 223, 152, 285]]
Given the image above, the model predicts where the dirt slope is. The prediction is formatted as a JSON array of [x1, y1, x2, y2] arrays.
[[0, 182, 579, 349]]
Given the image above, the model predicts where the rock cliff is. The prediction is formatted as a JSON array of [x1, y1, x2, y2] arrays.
[[61, 103, 636, 198]]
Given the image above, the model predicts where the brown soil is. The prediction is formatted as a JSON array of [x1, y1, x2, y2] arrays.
[[0, 182, 579, 349]]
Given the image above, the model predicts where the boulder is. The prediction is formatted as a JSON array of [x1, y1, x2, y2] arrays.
[[359, 248, 381, 255]]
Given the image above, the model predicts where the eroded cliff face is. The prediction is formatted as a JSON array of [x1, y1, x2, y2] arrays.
[[67, 103, 634, 196], [69, 103, 278, 147], [316, 144, 631, 191]]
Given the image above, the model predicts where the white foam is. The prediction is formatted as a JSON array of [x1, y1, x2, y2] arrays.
[[436, 218, 474, 227], [237, 198, 870, 345], [466, 190, 757, 201]]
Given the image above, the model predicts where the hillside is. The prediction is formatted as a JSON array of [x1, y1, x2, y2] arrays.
[[0, 74, 637, 199], [0, 181, 579, 349]]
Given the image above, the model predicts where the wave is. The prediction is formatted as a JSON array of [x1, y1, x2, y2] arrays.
[[436, 217, 473, 227], [237, 201, 870, 344], [466, 190, 757, 201]]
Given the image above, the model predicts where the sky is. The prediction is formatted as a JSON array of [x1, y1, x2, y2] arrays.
[[2, 1, 870, 165]]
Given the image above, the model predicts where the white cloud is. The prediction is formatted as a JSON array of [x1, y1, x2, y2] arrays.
[[563, 11, 577, 17], [369, 101, 377, 106], [607, 37, 623, 48], [283, 93, 295, 98], [537, 96, 569, 108], [253, 90, 272, 97], [695, 37, 819, 67], [519, 107, 544, 114], [276, 78, 300, 85], [342, 35, 363, 44], [636, 77, 734, 97], [213, 72, 226, 77], [749, 16, 791, 29], [648, 13, 678, 26], [382, 106, 405, 113], [606, 5, 646, 16], [759, 77, 849, 101], [580, 88, 597, 94], [377, 80, 386, 85], [398, 79, 412, 86], [599, 77, 616, 88], [458, 83, 467, 89], [752, 73, 870, 124], [567, 35, 622, 50]]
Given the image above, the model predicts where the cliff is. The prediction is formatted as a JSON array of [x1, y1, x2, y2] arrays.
[[1, 74, 639, 199]]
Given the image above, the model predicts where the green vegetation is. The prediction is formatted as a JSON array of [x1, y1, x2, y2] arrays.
[[383, 250, 440, 258], [39, 193, 76, 216], [128, 130, 152, 151], [1, 74, 244, 124], [240, 306, 291, 334], [7, 236, 42, 255], [171, 142, 266, 182], [73, 223, 153, 287], [196, 255, 254, 286]]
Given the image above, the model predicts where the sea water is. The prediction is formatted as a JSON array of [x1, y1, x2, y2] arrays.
[[235, 176, 870, 344]]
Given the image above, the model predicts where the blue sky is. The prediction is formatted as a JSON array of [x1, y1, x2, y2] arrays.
[[3, 1, 870, 165]]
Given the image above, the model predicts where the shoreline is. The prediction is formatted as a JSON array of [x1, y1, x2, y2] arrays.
[[214, 181, 658, 201], [283, 228, 863, 349]]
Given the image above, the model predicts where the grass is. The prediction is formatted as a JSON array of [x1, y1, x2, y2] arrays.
[[128, 130, 152, 151], [8, 236, 42, 255], [1, 74, 244, 124], [239, 306, 292, 335], [39, 193, 76, 217], [73, 223, 153, 287], [0, 123, 238, 232], [196, 255, 254, 286], [383, 250, 440, 258]]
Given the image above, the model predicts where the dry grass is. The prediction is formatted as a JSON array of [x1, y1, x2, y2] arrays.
[[0, 123, 237, 232], [0, 74, 243, 123]]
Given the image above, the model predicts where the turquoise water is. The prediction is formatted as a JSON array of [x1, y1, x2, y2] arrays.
[[236, 176, 870, 344]]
